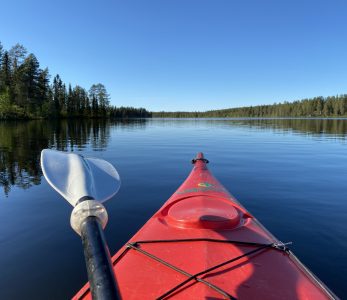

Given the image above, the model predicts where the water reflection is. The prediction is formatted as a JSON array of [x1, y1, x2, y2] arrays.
[[150, 118, 347, 138], [0, 119, 148, 196], [230, 118, 347, 138], [1, 118, 346, 196]]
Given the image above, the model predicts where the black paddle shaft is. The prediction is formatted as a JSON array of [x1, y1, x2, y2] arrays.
[[80, 216, 121, 300]]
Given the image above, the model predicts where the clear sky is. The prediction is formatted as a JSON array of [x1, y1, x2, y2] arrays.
[[1, 0, 347, 111]]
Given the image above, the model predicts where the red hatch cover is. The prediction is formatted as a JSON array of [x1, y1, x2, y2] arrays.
[[167, 196, 241, 229]]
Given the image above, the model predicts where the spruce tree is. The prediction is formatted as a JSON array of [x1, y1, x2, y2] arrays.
[[37, 67, 50, 114], [0, 43, 5, 92], [0, 42, 3, 64], [67, 83, 73, 116], [23, 53, 40, 114], [52, 74, 62, 116], [0, 51, 11, 91]]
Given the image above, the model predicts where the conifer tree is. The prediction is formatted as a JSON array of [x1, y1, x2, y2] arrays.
[[37, 68, 50, 114], [91, 95, 98, 117], [0, 51, 11, 92], [9, 44, 27, 71], [0, 42, 3, 89], [67, 84, 73, 116], [52, 74, 62, 116], [89, 83, 109, 116], [23, 53, 40, 113]]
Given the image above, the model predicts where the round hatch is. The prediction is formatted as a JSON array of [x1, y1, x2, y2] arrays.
[[166, 196, 240, 229]]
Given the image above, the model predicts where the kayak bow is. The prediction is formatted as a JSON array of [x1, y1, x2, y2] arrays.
[[74, 153, 336, 299]]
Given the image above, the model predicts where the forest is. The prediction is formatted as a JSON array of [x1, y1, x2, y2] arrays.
[[153, 94, 347, 118], [1, 42, 347, 120], [0, 42, 151, 119]]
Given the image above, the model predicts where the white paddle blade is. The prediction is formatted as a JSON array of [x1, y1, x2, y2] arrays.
[[41, 149, 121, 206]]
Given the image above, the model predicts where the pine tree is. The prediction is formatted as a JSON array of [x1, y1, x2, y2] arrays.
[[9, 44, 27, 72], [89, 83, 110, 116]]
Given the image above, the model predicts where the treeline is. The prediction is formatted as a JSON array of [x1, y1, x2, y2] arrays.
[[109, 106, 151, 118], [3, 42, 346, 120], [0, 42, 151, 119], [153, 95, 347, 118]]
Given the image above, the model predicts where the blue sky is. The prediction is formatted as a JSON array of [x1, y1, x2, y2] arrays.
[[1, 0, 347, 111]]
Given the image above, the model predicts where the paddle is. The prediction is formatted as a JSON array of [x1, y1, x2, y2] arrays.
[[41, 149, 121, 300]]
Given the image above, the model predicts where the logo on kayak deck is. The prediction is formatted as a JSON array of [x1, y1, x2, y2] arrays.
[[198, 182, 214, 187], [175, 182, 226, 195]]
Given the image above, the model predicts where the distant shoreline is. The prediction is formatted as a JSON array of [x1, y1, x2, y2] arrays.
[[2, 116, 347, 122], [150, 116, 347, 119]]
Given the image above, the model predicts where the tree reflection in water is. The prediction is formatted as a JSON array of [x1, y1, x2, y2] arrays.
[[0, 119, 148, 196], [1, 118, 346, 196]]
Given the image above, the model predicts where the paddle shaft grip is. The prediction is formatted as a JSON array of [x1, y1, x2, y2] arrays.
[[80, 216, 121, 300]]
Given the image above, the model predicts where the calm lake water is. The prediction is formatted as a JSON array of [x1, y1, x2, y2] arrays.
[[1, 118, 347, 299]]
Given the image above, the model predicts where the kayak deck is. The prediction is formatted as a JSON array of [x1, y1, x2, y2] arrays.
[[74, 153, 336, 299]]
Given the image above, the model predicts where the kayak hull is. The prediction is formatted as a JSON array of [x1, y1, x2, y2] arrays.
[[74, 153, 336, 299]]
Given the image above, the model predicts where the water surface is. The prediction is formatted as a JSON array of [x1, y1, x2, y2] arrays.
[[0, 118, 346, 298]]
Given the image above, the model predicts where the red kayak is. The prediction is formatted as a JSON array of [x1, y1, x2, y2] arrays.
[[73, 153, 336, 299]]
